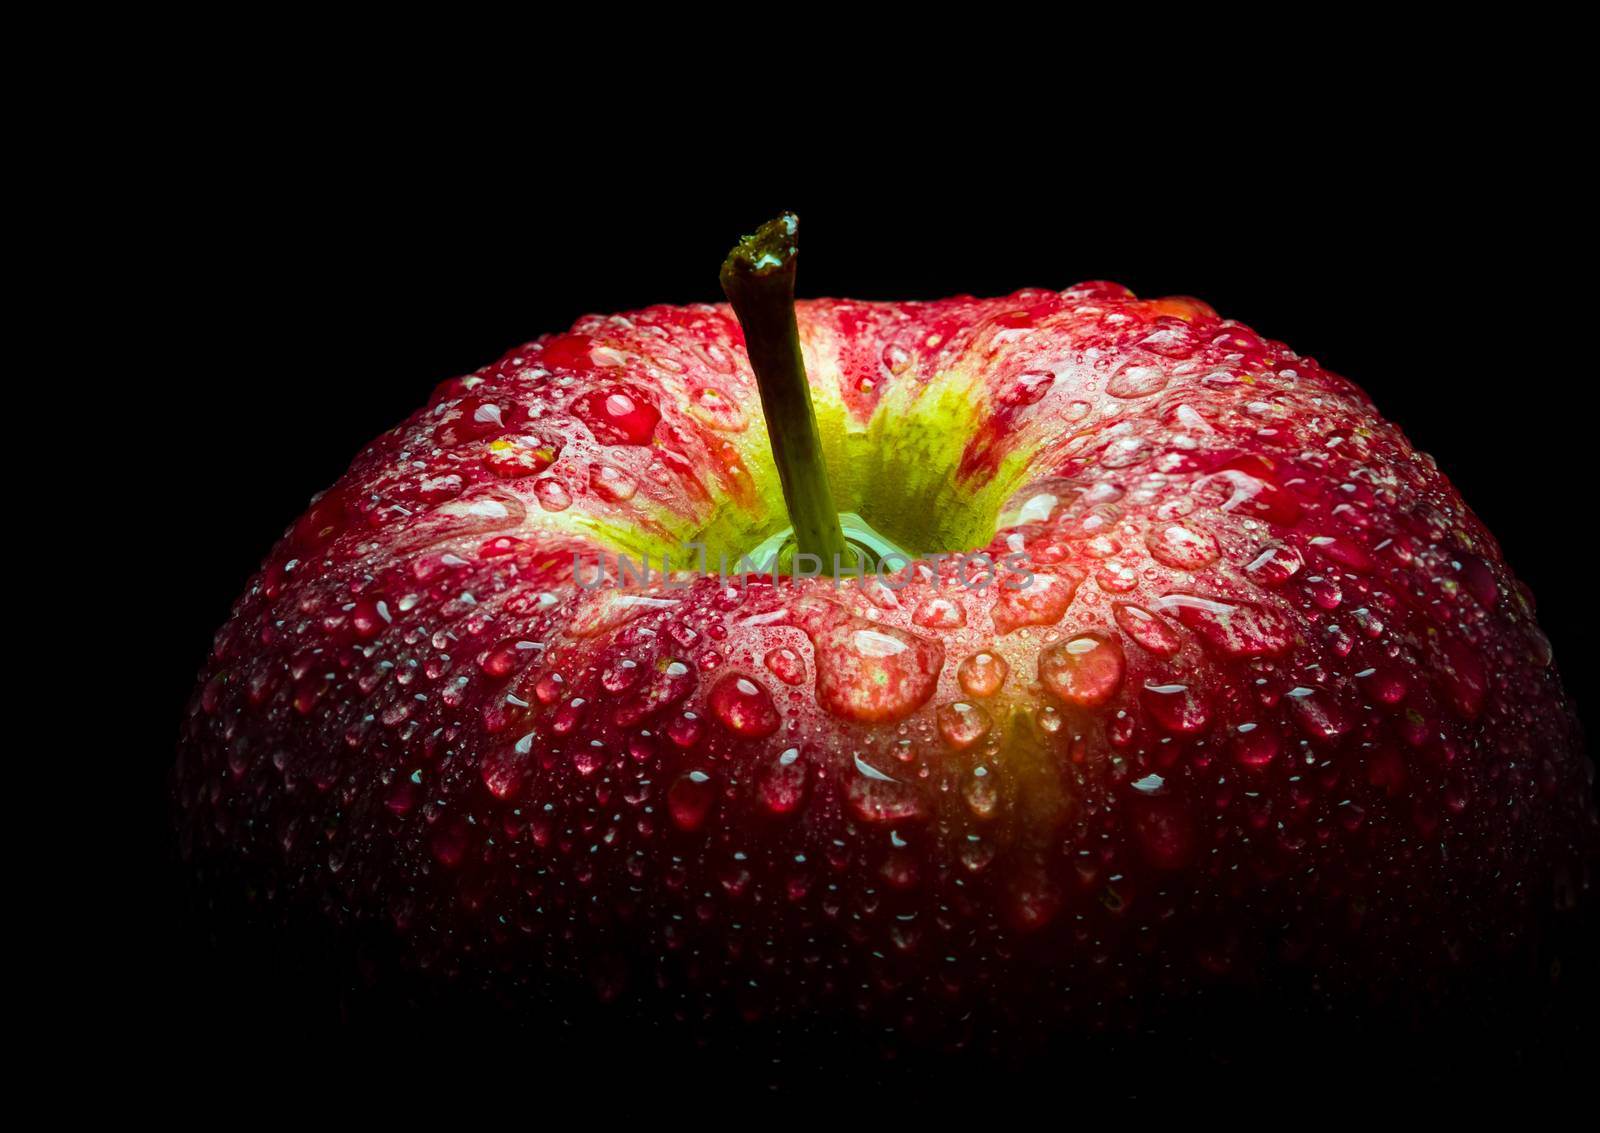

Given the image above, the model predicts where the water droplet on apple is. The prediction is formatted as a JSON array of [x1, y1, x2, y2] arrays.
[[1146, 521, 1219, 570], [589, 463, 637, 501], [1359, 664, 1408, 705], [665, 711, 704, 748], [763, 646, 807, 686], [533, 670, 565, 705], [1141, 680, 1211, 733], [481, 745, 524, 799], [1101, 435, 1153, 468], [482, 436, 560, 479], [759, 747, 808, 814], [1107, 362, 1169, 399], [708, 674, 781, 738], [1245, 543, 1304, 586], [846, 757, 929, 823], [668, 771, 715, 830], [1287, 686, 1351, 741], [991, 569, 1083, 635], [912, 595, 966, 629], [1113, 603, 1182, 656], [937, 701, 992, 749], [1231, 722, 1280, 767], [960, 838, 996, 872], [1455, 554, 1499, 608], [688, 386, 747, 431], [601, 658, 641, 693], [480, 637, 535, 680], [570, 593, 678, 638], [1156, 593, 1294, 658], [790, 597, 943, 724], [1308, 534, 1372, 573], [534, 477, 572, 511], [957, 651, 1009, 698], [442, 397, 506, 444], [1002, 369, 1056, 407], [570, 386, 660, 446], [1039, 632, 1125, 707]]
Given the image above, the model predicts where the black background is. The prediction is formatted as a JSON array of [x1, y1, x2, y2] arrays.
[[131, 92, 1595, 1105]]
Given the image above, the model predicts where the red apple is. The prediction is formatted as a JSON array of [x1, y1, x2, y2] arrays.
[[176, 215, 1595, 1055]]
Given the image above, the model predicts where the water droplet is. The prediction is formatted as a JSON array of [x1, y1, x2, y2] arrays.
[[1196, 456, 1305, 526], [912, 595, 966, 629], [991, 569, 1083, 635], [759, 747, 808, 814], [1095, 561, 1140, 593], [534, 477, 572, 511], [1039, 632, 1125, 707], [998, 482, 1074, 528], [570, 386, 660, 446], [957, 651, 1009, 698], [1456, 554, 1499, 608], [790, 597, 943, 724], [668, 771, 715, 831], [1244, 543, 1304, 586], [482, 436, 560, 479], [613, 657, 697, 726], [569, 593, 679, 638], [601, 658, 641, 693], [441, 397, 506, 444], [665, 711, 704, 748], [552, 698, 586, 736], [960, 839, 996, 872], [480, 637, 534, 680], [1101, 435, 1153, 468], [1113, 603, 1181, 656], [589, 463, 638, 501], [1359, 665, 1408, 705], [937, 701, 992, 749], [541, 333, 594, 370], [1308, 535, 1372, 572], [481, 745, 524, 799], [1002, 369, 1056, 407], [763, 646, 807, 685], [1137, 323, 1197, 357], [1306, 576, 1343, 610], [687, 386, 747, 431], [708, 674, 781, 738], [1005, 874, 1062, 931], [1107, 362, 1169, 399], [1157, 593, 1294, 658], [1141, 681, 1211, 733], [1231, 723, 1280, 767], [533, 670, 565, 705], [1287, 687, 1350, 741], [1146, 521, 1219, 570], [846, 759, 928, 824]]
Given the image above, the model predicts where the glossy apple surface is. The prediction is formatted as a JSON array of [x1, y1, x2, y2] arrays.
[[176, 282, 1595, 1049]]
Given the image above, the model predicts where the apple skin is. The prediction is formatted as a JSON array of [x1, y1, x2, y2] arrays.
[[176, 282, 1595, 1048]]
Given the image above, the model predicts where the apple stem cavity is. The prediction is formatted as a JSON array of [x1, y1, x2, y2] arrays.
[[720, 213, 855, 572]]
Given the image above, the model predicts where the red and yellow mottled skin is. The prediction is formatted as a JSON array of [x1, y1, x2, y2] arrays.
[[177, 282, 1595, 1047]]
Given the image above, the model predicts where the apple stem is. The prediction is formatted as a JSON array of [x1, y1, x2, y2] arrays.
[[720, 213, 852, 570]]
